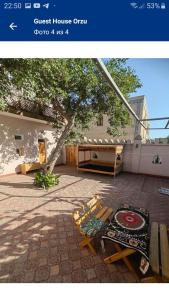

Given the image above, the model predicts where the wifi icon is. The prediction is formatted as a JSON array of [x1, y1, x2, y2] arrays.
[[130, 3, 138, 9]]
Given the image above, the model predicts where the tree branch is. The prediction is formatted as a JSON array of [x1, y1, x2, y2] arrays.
[[52, 97, 67, 119]]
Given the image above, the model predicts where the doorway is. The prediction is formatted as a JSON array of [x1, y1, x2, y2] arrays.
[[38, 139, 46, 164]]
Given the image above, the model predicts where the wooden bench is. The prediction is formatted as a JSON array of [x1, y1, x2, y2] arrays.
[[143, 222, 169, 282], [73, 194, 113, 255], [20, 162, 42, 175]]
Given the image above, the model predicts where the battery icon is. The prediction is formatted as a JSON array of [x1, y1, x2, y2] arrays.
[[161, 3, 166, 9]]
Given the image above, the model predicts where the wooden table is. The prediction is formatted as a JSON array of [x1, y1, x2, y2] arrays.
[[101, 204, 150, 279]]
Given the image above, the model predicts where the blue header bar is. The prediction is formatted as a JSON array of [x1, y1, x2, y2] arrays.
[[0, 1, 169, 41]]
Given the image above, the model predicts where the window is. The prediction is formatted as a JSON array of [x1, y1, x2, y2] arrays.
[[38, 138, 45, 143], [97, 115, 103, 126], [14, 135, 23, 140], [16, 147, 24, 156]]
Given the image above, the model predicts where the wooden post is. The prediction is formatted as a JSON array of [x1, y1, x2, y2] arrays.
[[77, 145, 79, 168], [114, 147, 117, 177], [84, 150, 86, 162]]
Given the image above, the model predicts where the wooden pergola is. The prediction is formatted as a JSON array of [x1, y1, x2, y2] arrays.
[[77, 144, 123, 176]]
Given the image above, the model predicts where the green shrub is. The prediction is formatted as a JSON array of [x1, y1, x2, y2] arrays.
[[34, 171, 60, 189]]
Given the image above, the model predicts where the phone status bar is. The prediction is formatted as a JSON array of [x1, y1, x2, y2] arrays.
[[2, 2, 52, 10], [1, 2, 167, 11]]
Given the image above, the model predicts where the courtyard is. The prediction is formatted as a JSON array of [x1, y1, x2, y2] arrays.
[[0, 165, 169, 283]]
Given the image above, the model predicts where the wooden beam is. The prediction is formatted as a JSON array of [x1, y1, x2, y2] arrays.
[[104, 247, 136, 264], [149, 222, 160, 275], [160, 224, 169, 280], [113, 243, 138, 280], [78, 167, 114, 176]]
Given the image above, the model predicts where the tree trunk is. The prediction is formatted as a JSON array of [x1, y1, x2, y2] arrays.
[[46, 117, 75, 173]]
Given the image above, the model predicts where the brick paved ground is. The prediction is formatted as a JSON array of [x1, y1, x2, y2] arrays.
[[0, 166, 169, 283]]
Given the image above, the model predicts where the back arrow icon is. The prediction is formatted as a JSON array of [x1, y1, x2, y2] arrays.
[[9, 22, 18, 30]]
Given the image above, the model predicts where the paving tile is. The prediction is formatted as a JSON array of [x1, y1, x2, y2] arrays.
[[58, 232, 67, 239], [0, 166, 169, 283], [72, 269, 87, 283], [13, 263, 25, 276], [49, 233, 57, 239], [28, 251, 38, 260], [35, 266, 50, 282], [40, 240, 48, 248], [72, 260, 81, 270], [110, 272, 125, 283], [48, 275, 62, 283], [48, 255, 60, 265], [88, 278, 100, 283], [9, 273, 25, 283], [100, 276, 113, 283], [92, 255, 103, 265], [59, 238, 67, 245], [106, 263, 117, 273], [69, 249, 81, 260], [86, 268, 96, 280], [60, 260, 72, 275], [69, 244, 78, 251], [26, 259, 38, 270], [60, 252, 69, 261], [62, 274, 72, 283], [81, 256, 94, 269], [49, 247, 58, 257], [66, 231, 74, 237], [50, 264, 60, 276], [49, 239, 59, 248], [23, 270, 35, 282], [39, 257, 48, 267], [116, 263, 128, 273], [58, 226, 65, 232], [38, 247, 49, 258], [122, 272, 138, 283], [80, 249, 89, 257], [94, 264, 108, 279]]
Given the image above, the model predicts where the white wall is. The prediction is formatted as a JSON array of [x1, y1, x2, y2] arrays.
[[91, 151, 116, 163], [123, 142, 169, 177], [0, 114, 63, 175], [78, 150, 116, 163]]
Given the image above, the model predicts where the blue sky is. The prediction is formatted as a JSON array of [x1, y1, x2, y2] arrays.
[[126, 59, 169, 138]]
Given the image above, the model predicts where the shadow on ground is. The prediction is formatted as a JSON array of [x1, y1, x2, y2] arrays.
[[0, 165, 169, 283]]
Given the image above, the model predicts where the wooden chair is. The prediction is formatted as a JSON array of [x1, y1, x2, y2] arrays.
[[73, 194, 113, 255], [103, 241, 138, 278], [142, 222, 169, 283]]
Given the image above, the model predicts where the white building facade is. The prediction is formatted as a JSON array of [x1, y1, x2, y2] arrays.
[[0, 111, 63, 176], [84, 96, 149, 142]]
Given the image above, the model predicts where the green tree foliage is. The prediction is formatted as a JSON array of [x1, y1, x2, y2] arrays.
[[0, 58, 141, 171]]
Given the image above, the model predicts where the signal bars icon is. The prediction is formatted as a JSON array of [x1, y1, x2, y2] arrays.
[[130, 2, 145, 9]]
